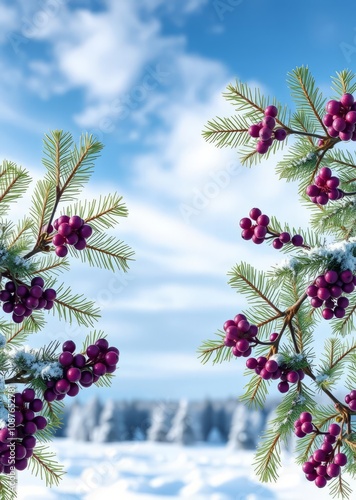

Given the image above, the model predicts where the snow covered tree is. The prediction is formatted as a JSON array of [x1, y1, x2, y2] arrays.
[[92, 399, 127, 443], [199, 67, 356, 496], [67, 397, 103, 442], [199, 399, 214, 441], [166, 399, 195, 445], [228, 404, 265, 450], [147, 402, 175, 442], [0, 131, 133, 497]]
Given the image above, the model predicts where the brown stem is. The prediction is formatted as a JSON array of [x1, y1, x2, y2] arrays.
[[287, 128, 326, 140], [5, 372, 34, 384]]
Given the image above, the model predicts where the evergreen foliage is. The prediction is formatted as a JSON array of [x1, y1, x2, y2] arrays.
[[0, 131, 133, 497], [200, 67, 356, 497]]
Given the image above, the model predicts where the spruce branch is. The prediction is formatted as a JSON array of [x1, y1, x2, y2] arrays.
[[287, 66, 327, 134], [63, 192, 129, 232], [331, 70, 356, 99], [29, 445, 66, 487], [53, 283, 101, 327], [0, 475, 17, 500], [68, 233, 134, 272], [202, 115, 251, 148], [0, 161, 31, 217], [198, 331, 232, 365], [228, 263, 282, 314]]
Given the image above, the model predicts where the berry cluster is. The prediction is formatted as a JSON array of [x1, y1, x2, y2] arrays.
[[0, 388, 47, 474], [239, 208, 304, 249], [306, 167, 344, 205], [246, 353, 304, 393], [306, 269, 356, 320], [52, 215, 92, 258], [323, 93, 356, 141], [223, 314, 258, 358], [294, 413, 347, 488], [44, 338, 119, 403], [248, 105, 287, 155], [0, 277, 56, 324], [345, 390, 356, 411]]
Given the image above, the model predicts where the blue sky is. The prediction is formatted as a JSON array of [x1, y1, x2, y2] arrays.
[[1, 0, 355, 401]]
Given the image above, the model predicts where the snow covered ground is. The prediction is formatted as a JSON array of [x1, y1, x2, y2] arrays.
[[16, 438, 356, 500]]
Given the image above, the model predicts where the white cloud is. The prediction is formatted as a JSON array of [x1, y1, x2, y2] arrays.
[[0, 5, 17, 42]]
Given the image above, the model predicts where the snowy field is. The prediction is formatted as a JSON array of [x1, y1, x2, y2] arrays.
[[16, 438, 356, 500]]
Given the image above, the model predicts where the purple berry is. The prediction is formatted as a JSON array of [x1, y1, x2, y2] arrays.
[[265, 360, 279, 373], [52, 233, 66, 246], [249, 208, 262, 221], [246, 358, 258, 369], [327, 126, 339, 138], [33, 416, 47, 431], [313, 449, 327, 462], [58, 223, 72, 237], [315, 475, 327, 488], [256, 141, 269, 154], [306, 285, 318, 297], [66, 233, 79, 246], [73, 354, 86, 368], [23, 422, 37, 435], [55, 379, 70, 394], [80, 370, 93, 384], [63, 340, 76, 353], [334, 453, 347, 466], [239, 218, 252, 230], [254, 225, 267, 239], [322, 308, 334, 320], [274, 128, 287, 141], [279, 232, 291, 243], [22, 388, 35, 402], [31, 277, 44, 288], [333, 117, 346, 132], [300, 412, 312, 423], [69, 216, 84, 230], [317, 287, 330, 300], [86, 344, 100, 359], [43, 288, 56, 301], [346, 110, 356, 124], [67, 383, 80, 397], [301, 422, 313, 434], [324, 270, 338, 284], [326, 100, 341, 115], [74, 238, 87, 251], [328, 423, 341, 436], [66, 367, 82, 383], [287, 371, 299, 383], [55, 245, 68, 258], [291, 234, 303, 246], [278, 381, 289, 393], [334, 306, 346, 318], [326, 463, 341, 478], [302, 461, 315, 474], [340, 269, 353, 283], [264, 105, 278, 117], [323, 113, 334, 126], [79, 224, 93, 239], [93, 362, 107, 376], [248, 124, 260, 138], [241, 228, 254, 240], [29, 398, 43, 412], [256, 214, 270, 227], [59, 351, 73, 366], [341, 93, 354, 107]]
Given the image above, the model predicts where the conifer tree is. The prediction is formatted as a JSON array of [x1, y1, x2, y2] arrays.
[[0, 131, 134, 498], [199, 67, 356, 497]]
